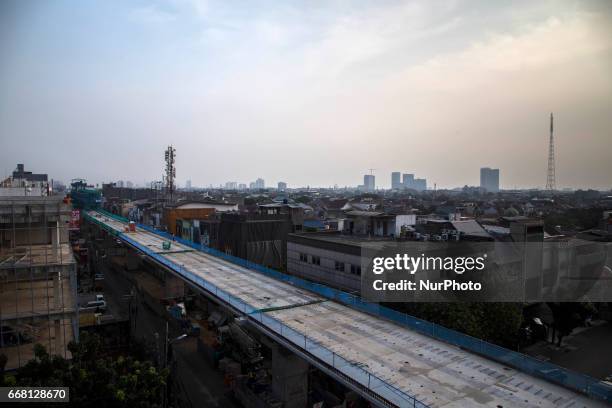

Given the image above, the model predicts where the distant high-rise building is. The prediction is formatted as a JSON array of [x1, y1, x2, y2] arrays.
[[364, 174, 375, 191], [225, 181, 238, 190], [186, 179, 192, 190], [402, 174, 414, 189], [414, 178, 427, 192], [238, 183, 247, 190], [480, 167, 500, 192], [277, 181, 287, 191], [249, 178, 265, 189], [391, 172, 401, 189]]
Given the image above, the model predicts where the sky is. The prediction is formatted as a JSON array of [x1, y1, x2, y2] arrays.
[[1, 0, 611, 190]]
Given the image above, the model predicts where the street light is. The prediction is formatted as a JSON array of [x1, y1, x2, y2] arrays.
[[169, 334, 188, 344], [163, 322, 187, 368], [163, 323, 188, 408]]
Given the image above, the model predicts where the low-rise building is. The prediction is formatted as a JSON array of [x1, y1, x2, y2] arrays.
[[0, 164, 50, 197], [287, 232, 378, 293]]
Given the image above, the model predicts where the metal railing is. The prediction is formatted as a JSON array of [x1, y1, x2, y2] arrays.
[[115, 229, 425, 407]]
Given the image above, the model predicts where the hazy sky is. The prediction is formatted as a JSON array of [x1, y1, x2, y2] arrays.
[[1, 0, 611, 189]]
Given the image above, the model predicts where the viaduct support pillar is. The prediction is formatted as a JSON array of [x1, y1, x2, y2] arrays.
[[271, 344, 309, 408]]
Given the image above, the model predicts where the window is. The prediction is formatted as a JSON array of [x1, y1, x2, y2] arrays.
[[311, 255, 321, 265], [335, 261, 345, 272], [299, 253, 308, 262], [350, 264, 361, 276]]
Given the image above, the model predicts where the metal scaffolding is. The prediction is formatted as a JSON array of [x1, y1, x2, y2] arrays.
[[0, 196, 78, 371]]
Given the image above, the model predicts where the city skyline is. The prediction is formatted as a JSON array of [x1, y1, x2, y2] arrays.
[[1, 0, 611, 189], [4, 163, 611, 192]]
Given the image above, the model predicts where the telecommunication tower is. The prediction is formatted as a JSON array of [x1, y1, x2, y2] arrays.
[[546, 113, 556, 191], [164, 146, 176, 202]]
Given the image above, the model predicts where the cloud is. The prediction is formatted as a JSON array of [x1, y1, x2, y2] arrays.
[[130, 4, 177, 24], [1, 0, 611, 188]]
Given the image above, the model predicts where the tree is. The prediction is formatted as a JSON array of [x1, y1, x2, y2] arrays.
[[547, 303, 592, 346], [400, 302, 524, 348], [294, 195, 312, 204], [7, 332, 168, 408]]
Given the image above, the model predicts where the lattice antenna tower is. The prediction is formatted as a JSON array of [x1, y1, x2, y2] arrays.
[[164, 146, 176, 202], [546, 113, 556, 191]]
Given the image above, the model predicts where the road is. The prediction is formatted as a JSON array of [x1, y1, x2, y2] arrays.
[[97, 248, 238, 408]]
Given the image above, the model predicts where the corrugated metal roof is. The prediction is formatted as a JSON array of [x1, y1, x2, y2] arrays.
[[345, 210, 386, 217], [450, 220, 491, 238]]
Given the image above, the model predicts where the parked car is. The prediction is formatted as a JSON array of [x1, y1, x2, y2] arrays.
[[80, 299, 107, 312]]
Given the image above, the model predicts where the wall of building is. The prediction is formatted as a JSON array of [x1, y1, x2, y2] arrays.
[[287, 241, 362, 293], [218, 213, 290, 270], [175, 202, 238, 211], [0, 197, 71, 250], [164, 208, 216, 235], [394, 214, 417, 236], [0, 186, 47, 197]]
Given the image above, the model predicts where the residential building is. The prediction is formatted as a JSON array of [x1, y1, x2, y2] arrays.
[[164, 200, 239, 236], [339, 211, 416, 237], [480, 167, 500, 192], [0, 164, 49, 196], [402, 173, 414, 189], [363, 175, 375, 191], [414, 219, 492, 241], [254, 178, 265, 189], [400, 173, 426, 191], [277, 182, 287, 191], [414, 178, 427, 191], [391, 172, 401, 189]]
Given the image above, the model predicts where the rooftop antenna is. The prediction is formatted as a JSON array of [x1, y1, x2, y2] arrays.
[[546, 113, 556, 191], [164, 145, 176, 202]]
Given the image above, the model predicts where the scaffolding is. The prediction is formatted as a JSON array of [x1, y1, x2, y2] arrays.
[[0, 196, 78, 371]]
